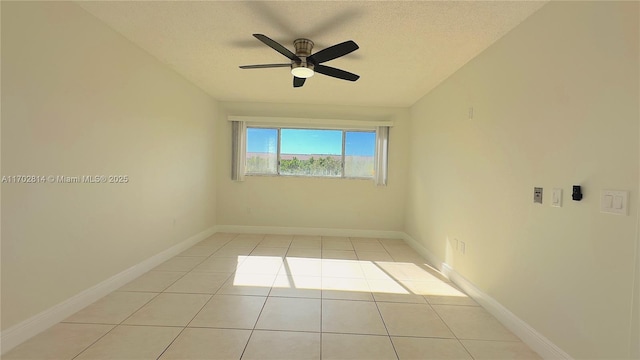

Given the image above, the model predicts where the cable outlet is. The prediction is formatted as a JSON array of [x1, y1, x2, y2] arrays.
[[534, 187, 543, 204]]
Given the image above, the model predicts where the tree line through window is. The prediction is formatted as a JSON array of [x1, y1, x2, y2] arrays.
[[246, 127, 376, 178]]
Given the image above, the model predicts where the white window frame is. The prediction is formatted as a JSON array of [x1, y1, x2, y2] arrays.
[[246, 126, 376, 179], [230, 116, 391, 185]]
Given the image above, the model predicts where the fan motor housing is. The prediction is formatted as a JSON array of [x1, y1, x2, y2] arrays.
[[291, 38, 315, 77], [293, 38, 314, 57]]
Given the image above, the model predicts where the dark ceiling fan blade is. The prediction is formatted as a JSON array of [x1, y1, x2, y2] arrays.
[[309, 40, 358, 64], [314, 65, 360, 81], [293, 77, 306, 88], [240, 63, 291, 69], [253, 34, 300, 61]]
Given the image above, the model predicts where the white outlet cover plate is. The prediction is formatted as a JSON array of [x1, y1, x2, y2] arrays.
[[601, 190, 629, 215]]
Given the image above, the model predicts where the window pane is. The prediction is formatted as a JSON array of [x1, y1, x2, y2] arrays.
[[344, 131, 375, 178], [246, 128, 278, 174], [280, 129, 342, 177]]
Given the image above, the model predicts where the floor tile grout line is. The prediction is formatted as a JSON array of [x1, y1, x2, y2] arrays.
[[153, 326, 187, 360], [267, 242, 293, 297], [244, 328, 322, 334], [322, 331, 393, 337], [459, 339, 478, 360], [60, 323, 485, 338], [456, 338, 525, 343], [183, 294, 216, 329], [372, 292, 401, 360], [320, 277, 324, 360], [70, 286, 167, 360], [238, 283, 273, 360], [322, 331, 459, 339], [106, 288, 165, 326], [429, 300, 477, 359], [120, 265, 191, 293], [70, 324, 119, 360], [152, 292, 215, 359], [66, 323, 186, 328], [107, 265, 202, 334]]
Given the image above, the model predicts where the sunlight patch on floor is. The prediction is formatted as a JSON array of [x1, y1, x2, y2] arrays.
[[232, 272, 276, 288], [232, 256, 468, 298]]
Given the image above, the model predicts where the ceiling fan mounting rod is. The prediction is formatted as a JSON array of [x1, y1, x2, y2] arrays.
[[293, 38, 314, 57]]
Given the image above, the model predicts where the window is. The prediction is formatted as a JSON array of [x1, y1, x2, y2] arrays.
[[230, 116, 390, 185], [246, 127, 376, 179]]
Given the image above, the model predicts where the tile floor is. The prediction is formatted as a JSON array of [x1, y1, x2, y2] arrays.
[[4, 233, 542, 360]]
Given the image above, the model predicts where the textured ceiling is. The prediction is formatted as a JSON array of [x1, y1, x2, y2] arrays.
[[78, 1, 546, 107]]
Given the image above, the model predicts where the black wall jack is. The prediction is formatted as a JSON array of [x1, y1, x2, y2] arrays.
[[572, 185, 583, 201]]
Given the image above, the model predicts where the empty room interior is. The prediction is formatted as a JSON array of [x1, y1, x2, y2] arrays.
[[1, 1, 639, 359]]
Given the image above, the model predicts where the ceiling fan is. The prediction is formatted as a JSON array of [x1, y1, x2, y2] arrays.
[[239, 34, 360, 88]]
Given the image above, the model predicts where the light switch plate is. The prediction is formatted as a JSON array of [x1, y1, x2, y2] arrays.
[[601, 190, 629, 215], [551, 188, 562, 207]]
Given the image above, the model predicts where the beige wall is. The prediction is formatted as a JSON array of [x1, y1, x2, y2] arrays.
[[216, 102, 408, 232], [405, 2, 638, 358], [1, 2, 218, 330], [2, 0, 638, 357]]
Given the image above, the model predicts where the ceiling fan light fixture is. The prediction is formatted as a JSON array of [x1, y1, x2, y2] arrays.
[[291, 66, 314, 78], [239, 34, 359, 87]]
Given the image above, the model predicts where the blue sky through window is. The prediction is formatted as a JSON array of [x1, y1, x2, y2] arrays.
[[247, 128, 277, 153], [247, 128, 375, 156], [281, 129, 341, 155], [346, 132, 375, 156]]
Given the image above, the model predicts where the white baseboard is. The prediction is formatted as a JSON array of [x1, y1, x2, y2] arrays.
[[0, 225, 218, 355], [216, 224, 405, 239], [441, 264, 573, 359], [401, 233, 571, 360]]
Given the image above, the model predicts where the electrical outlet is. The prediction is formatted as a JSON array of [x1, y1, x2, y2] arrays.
[[460, 241, 466, 255]]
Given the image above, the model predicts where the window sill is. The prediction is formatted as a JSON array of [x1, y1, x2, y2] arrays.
[[245, 174, 373, 181]]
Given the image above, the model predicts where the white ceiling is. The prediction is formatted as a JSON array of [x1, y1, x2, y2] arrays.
[[78, 1, 546, 107]]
